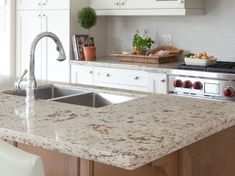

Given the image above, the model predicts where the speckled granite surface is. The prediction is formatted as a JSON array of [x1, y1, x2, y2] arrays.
[[0, 76, 235, 170], [70, 59, 181, 73]]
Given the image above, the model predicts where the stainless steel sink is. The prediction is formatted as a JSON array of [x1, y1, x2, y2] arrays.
[[5, 87, 85, 100], [5, 86, 136, 108], [52, 92, 136, 108]]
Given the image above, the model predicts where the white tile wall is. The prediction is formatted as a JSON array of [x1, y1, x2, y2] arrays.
[[106, 0, 235, 61]]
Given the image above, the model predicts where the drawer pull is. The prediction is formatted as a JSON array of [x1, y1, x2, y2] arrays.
[[161, 79, 166, 83], [114, 2, 119, 5], [134, 76, 139, 80]]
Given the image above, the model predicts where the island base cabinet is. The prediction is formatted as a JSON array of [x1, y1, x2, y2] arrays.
[[180, 126, 235, 176], [12, 126, 235, 176], [89, 152, 178, 176], [16, 143, 79, 176]]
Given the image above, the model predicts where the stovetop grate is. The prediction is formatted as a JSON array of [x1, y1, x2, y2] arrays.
[[177, 62, 235, 73]]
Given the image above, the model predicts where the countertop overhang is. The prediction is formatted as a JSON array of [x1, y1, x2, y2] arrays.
[[0, 76, 235, 170]]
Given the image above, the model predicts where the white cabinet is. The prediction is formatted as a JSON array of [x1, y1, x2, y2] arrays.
[[42, 10, 70, 82], [17, 0, 69, 10], [94, 67, 148, 92], [71, 65, 93, 85], [16, 11, 43, 79], [148, 73, 168, 94], [91, 0, 184, 10], [42, 0, 69, 10], [17, 0, 41, 10], [70, 64, 169, 94], [91, 0, 204, 16], [16, 1, 70, 82]]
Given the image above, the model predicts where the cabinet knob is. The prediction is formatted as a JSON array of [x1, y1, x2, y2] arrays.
[[42, 3, 46, 6], [43, 14, 46, 17], [161, 79, 166, 83], [134, 76, 139, 80], [106, 74, 110, 77], [89, 71, 93, 74], [38, 14, 41, 17], [38, 3, 41, 6], [178, 0, 184, 3], [114, 2, 119, 5]]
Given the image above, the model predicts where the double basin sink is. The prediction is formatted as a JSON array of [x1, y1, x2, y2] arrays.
[[6, 86, 136, 108]]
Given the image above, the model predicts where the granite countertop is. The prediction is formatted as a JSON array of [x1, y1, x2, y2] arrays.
[[70, 58, 182, 73], [0, 76, 235, 170]]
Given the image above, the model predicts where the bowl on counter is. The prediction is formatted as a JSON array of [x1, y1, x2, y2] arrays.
[[184, 57, 217, 66]]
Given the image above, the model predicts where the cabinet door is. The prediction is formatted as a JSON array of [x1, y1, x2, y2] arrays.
[[42, 10, 70, 82], [91, 0, 184, 10], [123, 0, 185, 9], [148, 73, 168, 94], [17, 0, 42, 10], [16, 11, 43, 79], [42, 0, 69, 10], [71, 65, 93, 85], [91, 0, 118, 10], [17, 143, 79, 176]]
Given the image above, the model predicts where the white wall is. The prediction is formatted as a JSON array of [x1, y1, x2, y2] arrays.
[[106, 0, 235, 61]]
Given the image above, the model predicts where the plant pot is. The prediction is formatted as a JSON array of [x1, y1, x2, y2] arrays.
[[133, 47, 147, 55], [83, 46, 96, 61], [136, 49, 147, 56]]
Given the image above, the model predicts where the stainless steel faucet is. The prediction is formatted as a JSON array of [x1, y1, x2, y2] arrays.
[[17, 32, 66, 102]]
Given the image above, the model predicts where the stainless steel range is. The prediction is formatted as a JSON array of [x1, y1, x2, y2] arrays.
[[168, 62, 235, 101]]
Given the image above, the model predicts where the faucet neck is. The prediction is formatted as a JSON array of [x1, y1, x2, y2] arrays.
[[27, 32, 66, 101]]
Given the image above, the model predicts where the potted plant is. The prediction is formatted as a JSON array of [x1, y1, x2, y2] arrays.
[[77, 7, 97, 61], [132, 32, 154, 55]]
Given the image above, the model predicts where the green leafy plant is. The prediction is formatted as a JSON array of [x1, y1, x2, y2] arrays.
[[132, 33, 154, 51], [77, 7, 97, 46]]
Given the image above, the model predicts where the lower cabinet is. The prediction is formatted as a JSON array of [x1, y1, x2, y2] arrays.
[[70, 64, 168, 94], [180, 126, 235, 176], [71, 65, 93, 85], [17, 143, 79, 176], [3, 126, 235, 176], [15, 142, 178, 176], [148, 72, 168, 94]]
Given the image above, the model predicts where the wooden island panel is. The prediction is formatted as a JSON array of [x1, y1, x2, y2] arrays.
[[9, 126, 235, 176], [180, 126, 235, 176]]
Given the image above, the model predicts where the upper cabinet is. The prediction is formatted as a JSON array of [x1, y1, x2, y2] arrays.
[[42, 0, 69, 10], [17, 0, 69, 10], [90, 0, 204, 16], [17, 0, 42, 10]]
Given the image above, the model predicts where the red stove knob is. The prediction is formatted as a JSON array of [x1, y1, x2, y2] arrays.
[[173, 80, 183, 88], [224, 87, 234, 97], [183, 80, 192, 89], [193, 81, 203, 90]]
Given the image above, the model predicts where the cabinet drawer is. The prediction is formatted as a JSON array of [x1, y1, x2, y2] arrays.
[[94, 67, 147, 88], [71, 65, 93, 85]]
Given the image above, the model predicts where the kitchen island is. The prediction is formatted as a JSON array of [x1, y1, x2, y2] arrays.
[[0, 76, 235, 176]]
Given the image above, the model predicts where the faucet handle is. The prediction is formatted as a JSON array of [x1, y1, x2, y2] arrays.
[[16, 69, 28, 91]]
